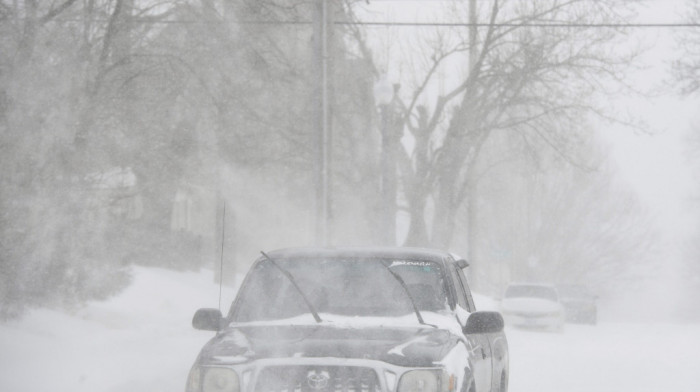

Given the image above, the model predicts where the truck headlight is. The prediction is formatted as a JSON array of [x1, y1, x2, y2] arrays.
[[197, 367, 239, 392], [398, 370, 452, 392]]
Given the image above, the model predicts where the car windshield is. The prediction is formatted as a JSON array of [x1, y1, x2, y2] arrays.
[[230, 258, 449, 322], [557, 286, 592, 299], [504, 285, 558, 302]]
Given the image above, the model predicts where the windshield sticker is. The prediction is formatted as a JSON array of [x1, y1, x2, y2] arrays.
[[390, 260, 436, 272], [390, 260, 432, 267]]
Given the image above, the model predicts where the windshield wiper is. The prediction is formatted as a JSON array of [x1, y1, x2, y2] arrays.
[[260, 251, 322, 323], [380, 260, 437, 328]]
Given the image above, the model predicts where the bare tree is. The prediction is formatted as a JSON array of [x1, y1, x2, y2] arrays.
[[673, 1, 700, 95], [478, 147, 657, 293], [385, 0, 638, 250]]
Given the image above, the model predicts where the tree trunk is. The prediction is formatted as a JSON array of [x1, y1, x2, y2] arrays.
[[431, 169, 459, 249], [430, 111, 470, 249], [17, 0, 38, 64], [403, 191, 429, 247]]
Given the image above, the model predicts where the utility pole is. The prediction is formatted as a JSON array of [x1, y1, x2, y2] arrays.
[[467, 0, 478, 268], [469, 0, 477, 65], [313, 0, 332, 246]]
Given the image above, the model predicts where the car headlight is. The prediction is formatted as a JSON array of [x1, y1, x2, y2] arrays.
[[186, 366, 201, 392], [398, 370, 452, 392], [188, 367, 239, 392]]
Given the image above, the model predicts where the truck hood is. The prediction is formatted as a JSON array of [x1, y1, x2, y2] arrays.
[[198, 322, 460, 367]]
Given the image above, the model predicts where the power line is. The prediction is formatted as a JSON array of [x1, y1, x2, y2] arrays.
[[339, 22, 700, 28], [46, 18, 700, 28]]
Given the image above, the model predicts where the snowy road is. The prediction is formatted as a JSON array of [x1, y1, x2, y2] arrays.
[[508, 323, 700, 392], [1, 267, 698, 392]]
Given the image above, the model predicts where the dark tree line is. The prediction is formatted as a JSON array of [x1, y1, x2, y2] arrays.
[[0, 0, 381, 319]]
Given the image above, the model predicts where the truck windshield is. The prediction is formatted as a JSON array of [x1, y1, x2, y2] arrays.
[[231, 258, 448, 322]]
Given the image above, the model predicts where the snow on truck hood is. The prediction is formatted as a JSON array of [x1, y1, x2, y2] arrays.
[[198, 312, 463, 367]]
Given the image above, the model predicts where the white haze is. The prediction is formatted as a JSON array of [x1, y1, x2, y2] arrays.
[[598, 0, 700, 322], [2, 0, 700, 391]]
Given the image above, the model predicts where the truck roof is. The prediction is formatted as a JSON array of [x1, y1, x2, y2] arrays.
[[262, 246, 453, 264]]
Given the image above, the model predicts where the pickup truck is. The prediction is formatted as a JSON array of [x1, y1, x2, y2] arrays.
[[187, 247, 509, 392]]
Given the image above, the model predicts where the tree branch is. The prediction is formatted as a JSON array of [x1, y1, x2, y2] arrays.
[[39, 0, 79, 24]]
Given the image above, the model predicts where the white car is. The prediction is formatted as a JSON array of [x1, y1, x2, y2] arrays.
[[500, 283, 565, 331]]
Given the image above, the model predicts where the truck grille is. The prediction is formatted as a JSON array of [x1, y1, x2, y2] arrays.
[[255, 366, 381, 392]]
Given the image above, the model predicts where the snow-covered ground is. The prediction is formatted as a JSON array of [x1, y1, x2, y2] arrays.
[[1, 267, 698, 392]]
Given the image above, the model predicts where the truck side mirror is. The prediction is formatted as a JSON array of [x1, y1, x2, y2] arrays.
[[192, 308, 223, 331], [463, 311, 504, 334], [455, 258, 469, 269]]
